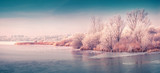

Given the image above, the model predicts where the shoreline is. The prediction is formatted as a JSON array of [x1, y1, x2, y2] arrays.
[[15, 41, 160, 53]]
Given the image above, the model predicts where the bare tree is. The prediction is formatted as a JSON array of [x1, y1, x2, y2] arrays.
[[89, 16, 103, 33]]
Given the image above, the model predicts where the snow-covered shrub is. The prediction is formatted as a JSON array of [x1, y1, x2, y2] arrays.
[[81, 32, 101, 50], [72, 34, 84, 49]]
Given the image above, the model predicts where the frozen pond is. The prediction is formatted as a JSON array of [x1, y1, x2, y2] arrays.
[[0, 45, 160, 73]]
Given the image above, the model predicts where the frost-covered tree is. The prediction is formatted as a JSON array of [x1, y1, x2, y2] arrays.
[[99, 26, 115, 50], [81, 17, 103, 50], [71, 9, 154, 52], [127, 9, 150, 32], [110, 15, 125, 42], [127, 9, 151, 49], [99, 15, 125, 50]]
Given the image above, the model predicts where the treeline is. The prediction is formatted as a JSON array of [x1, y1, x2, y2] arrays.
[[71, 9, 160, 52]]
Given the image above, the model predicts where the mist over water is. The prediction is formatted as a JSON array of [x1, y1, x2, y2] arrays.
[[0, 41, 17, 45], [0, 45, 160, 73], [0, 41, 33, 45]]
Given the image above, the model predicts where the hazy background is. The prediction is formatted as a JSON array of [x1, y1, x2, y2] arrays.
[[0, 0, 159, 37]]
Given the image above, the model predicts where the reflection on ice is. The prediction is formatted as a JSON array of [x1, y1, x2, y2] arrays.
[[72, 50, 103, 56], [122, 62, 135, 65]]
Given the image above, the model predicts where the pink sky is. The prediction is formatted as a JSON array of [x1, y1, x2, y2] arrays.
[[0, 13, 91, 36], [0, 11, 159, 37]]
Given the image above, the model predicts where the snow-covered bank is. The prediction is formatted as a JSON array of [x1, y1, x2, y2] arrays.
[[0, 41, 17, 45], [0, 41, 33, 45]]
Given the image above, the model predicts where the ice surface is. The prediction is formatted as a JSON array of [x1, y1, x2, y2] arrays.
[[90, 52, 147, 59], [150, 60, 160, 64]]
